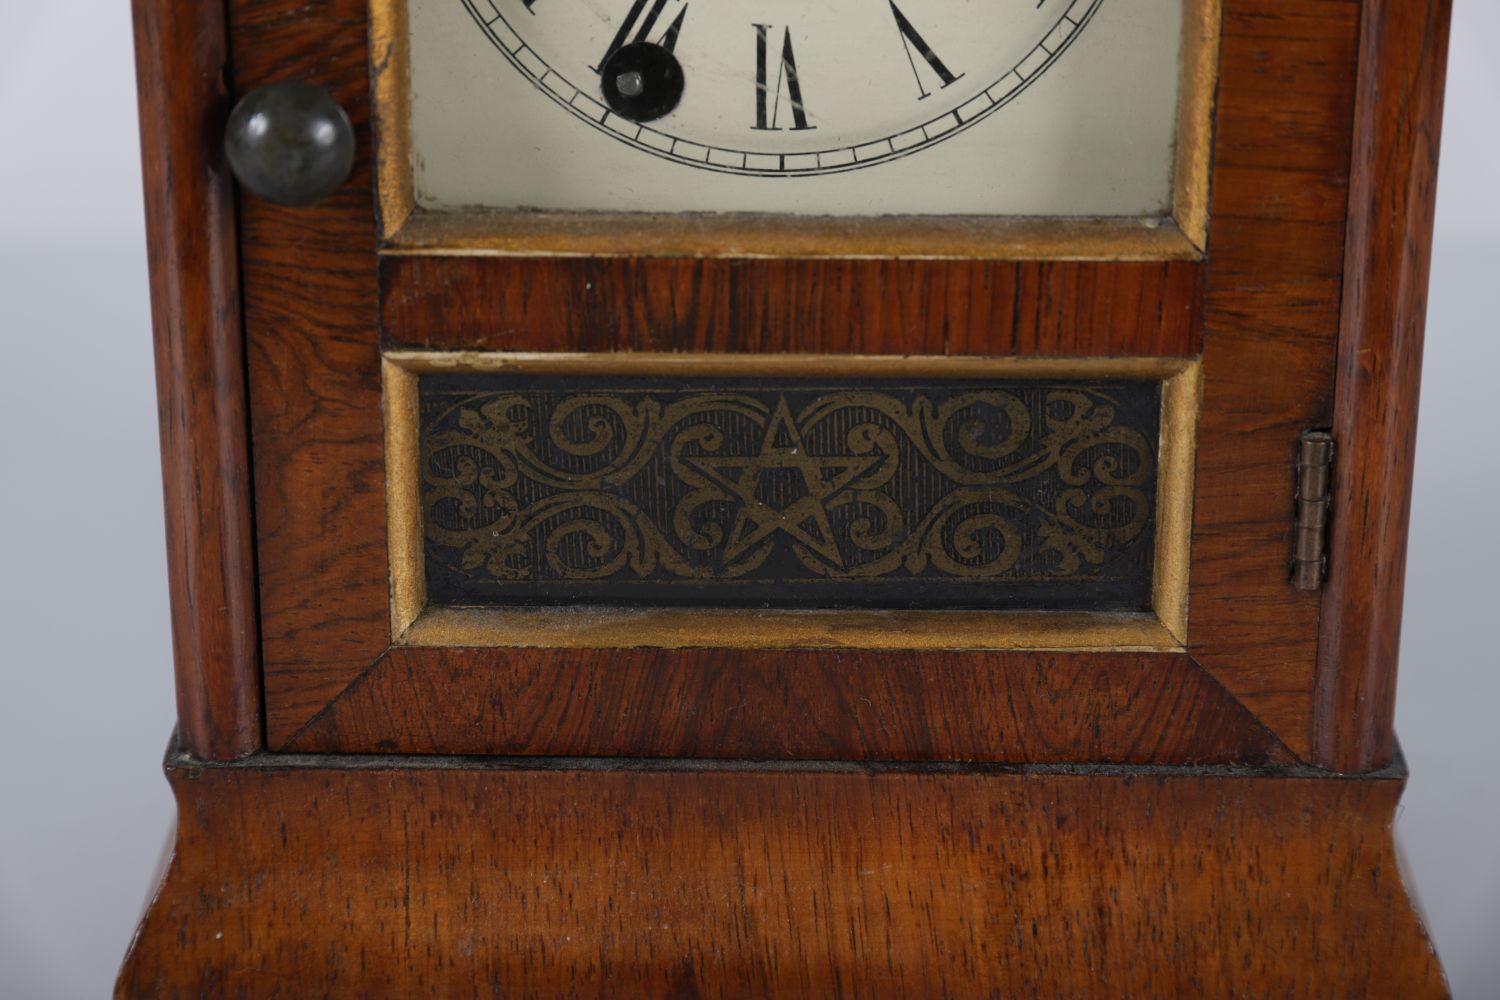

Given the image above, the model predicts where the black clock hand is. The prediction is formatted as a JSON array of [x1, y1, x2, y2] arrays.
[[657, 7, 687, 53], [600, 0, 675, 70], [596, 0, 689, 122]]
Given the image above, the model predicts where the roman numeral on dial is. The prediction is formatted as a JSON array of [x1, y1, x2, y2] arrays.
[[753, 24, 813, 131], [889, 2, 963, 99]]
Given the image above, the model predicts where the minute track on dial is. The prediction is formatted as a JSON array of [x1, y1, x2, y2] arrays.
[[459, 0, 1106, 177]]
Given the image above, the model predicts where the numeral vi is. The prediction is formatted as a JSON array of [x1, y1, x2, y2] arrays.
[[753, 24, 813, 131]]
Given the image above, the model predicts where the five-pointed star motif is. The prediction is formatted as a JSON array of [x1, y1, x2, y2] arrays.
[[686, 398, 877, 567]]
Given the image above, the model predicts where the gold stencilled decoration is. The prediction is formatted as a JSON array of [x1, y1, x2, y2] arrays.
[[383, 352, 1200, 653], [417, 373, 1158, 610]]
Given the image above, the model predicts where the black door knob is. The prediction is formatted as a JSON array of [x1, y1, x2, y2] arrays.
[[224, 82, 355, 206]]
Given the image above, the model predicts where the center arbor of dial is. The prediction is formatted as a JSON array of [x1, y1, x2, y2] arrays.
[[600, 42, 685, 123]]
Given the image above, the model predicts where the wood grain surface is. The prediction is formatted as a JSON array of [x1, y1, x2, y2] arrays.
[[380, 257, 1206, 357], [116, 752, 1446, 998], [287, 648, 1292, 764], [1185, 0, 1362, 758], [1315, 0, 1453, 772], [226, 0, 390, 745], [132, 0, 261, 760]]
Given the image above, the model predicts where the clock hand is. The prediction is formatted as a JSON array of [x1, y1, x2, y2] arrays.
[[599, 0, 678, 71], [657, 7, 687, 53], [596, 0, 688, 122]]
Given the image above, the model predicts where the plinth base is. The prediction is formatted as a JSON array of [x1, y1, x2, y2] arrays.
[[117, 743, 1446, 997]]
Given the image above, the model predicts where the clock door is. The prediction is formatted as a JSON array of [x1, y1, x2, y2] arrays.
[[234, 0, 1356, 766]]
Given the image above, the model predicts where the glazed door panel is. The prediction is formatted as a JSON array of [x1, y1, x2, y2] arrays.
[[235, 0, 1359, 762]]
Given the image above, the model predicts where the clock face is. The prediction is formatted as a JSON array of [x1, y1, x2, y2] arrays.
[[459, 0, 1103, 177], [406, 0, 1187, 218]]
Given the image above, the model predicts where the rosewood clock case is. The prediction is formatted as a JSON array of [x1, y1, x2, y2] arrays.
[[119, 0, 1454, 994]]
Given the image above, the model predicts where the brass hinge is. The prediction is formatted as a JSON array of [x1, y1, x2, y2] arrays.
[[1292, 431, 1335, 591]]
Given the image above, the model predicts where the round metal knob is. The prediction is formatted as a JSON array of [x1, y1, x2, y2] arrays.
[[224, 82, 355, 207]]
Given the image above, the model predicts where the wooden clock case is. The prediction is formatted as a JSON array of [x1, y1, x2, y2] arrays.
[[120, 0, 1452, 995]]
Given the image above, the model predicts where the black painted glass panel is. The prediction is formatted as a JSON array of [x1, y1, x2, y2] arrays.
[[418, 373, 1161, 611]]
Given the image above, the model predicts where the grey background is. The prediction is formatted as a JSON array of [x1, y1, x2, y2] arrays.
[[0, 3, 1495, 996]]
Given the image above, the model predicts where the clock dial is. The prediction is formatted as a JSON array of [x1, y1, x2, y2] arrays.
[[462, 0, 1104, 176], [407, 0, 1185, 218]]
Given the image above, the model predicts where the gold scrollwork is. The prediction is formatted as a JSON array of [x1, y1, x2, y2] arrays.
[[420, 385, 1155, 585]]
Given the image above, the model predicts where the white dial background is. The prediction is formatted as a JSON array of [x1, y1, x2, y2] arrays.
[[408, 0, 1187, 217]]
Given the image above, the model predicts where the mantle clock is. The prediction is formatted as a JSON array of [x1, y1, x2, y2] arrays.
[[120, 0, 1453, 994]]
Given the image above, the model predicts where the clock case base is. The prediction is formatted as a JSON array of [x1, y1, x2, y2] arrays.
[[116, 737, 1446, 998]]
